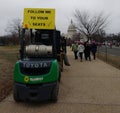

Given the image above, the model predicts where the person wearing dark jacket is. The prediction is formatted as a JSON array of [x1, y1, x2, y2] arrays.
[[84, 42, 91, 61], [91, 41, 97, 60]]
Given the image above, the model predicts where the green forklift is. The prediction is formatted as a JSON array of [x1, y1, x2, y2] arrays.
[[13, 8, 64, 102]]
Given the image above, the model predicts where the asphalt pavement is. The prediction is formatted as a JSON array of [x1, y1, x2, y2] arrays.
[[0, 47, 120, 113]]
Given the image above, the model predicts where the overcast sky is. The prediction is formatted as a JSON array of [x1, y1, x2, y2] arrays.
[[0, 0, 120, 36]]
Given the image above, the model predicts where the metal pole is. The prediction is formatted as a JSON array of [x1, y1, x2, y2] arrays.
[[20, 28, 25, 60], [105, 44, 107, 62]]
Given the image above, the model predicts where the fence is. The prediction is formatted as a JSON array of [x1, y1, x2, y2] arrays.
[[97, 46, 120, 70]]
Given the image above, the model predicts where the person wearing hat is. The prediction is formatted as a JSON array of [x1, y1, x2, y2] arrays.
[[91, 41, 97, 60], [77, 42, 85, 62], [72, 41, 78, 60]]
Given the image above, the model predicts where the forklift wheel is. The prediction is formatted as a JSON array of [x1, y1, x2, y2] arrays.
[[13, 86, 20, 102], [51, 82, 59, 102]]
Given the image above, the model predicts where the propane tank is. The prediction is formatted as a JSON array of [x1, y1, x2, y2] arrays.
[[25, 45, 52, 57]]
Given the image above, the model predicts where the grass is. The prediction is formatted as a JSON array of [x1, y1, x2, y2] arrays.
[[0, 46, 19, 101], [0, 46, 20, 62], [97, 52, 120, 69]]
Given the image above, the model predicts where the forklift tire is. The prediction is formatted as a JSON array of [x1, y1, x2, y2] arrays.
[[13, 86, 20, 102], [51, 82, 59, 102]]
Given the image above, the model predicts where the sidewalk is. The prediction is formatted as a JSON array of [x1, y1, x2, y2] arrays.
[[0, 47, 120, 113], [62, 47, 120, 103]]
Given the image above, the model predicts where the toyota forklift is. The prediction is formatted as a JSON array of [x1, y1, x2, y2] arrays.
[[13, 8, 64, 102]]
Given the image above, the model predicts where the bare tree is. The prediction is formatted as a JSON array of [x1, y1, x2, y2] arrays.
[[74, 10, 109, 41], [5, 18, 22, 38], [5, 18, 22, 45]]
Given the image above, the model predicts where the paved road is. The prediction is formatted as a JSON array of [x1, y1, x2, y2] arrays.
[[98, 46, 120, 56], [0, 48, 120, 113]]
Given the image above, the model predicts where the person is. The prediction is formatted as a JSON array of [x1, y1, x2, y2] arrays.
[[72, 41, 78, 60], [60, 37, 70, 66], [109, 42, 112, 49], [77, 42, 85, 62], [84, 42, 91, 61], [91, 41, 97, 60]]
